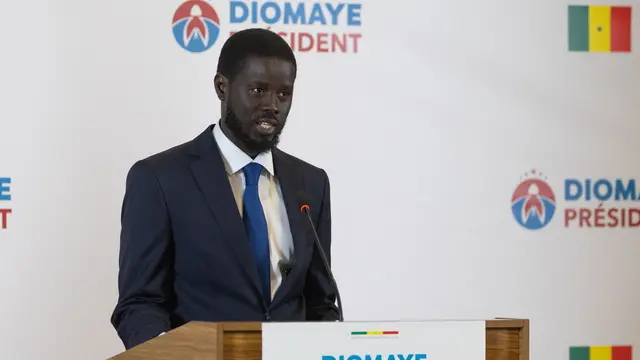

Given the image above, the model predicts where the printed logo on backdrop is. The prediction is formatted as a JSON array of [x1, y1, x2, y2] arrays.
[[512, 169, 640, 229], [0, 177, 12, 230], [172, 0, 221, 53], [511, 169, 556, 230], [171, 0, 363, 53]]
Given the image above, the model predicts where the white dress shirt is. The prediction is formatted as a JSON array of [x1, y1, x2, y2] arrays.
[[212, 122, 295, 300]]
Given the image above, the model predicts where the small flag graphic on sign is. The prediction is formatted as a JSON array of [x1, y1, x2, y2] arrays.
[[351, 331, 399, 336], [569, 345, 632, 360], [568, 5, 632, 52]]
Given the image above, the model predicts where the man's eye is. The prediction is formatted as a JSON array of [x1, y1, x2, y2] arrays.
[[250, 88, 264, 94], [278, 91, 290, 97]]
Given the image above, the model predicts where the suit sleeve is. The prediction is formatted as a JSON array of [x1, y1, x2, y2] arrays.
[[304, 169, 340, 321], [110, 160, 174, 349]]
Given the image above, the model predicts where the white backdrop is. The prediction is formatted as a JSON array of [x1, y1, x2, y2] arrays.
[[1, 0, 639, 359]]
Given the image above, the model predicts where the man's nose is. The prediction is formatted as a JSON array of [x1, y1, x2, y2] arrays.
[[262, 93, 279, 114]]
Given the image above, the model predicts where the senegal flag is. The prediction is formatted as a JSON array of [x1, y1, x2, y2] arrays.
[[569, 345, 632, 360], [568, 5, 632, 52]]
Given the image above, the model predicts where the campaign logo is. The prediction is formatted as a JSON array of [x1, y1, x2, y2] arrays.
[[511, 170, 556, 230], [172, 0, 363, 53], [172, 0, 221, 53], [512, 170, 640, 229], [0, 177, 12, 230]]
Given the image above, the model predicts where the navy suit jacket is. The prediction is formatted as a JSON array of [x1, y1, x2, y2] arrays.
[[110, 125, 339, 349]]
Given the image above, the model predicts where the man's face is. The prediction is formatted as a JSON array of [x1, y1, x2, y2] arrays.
[[219, 56, 296, 155]]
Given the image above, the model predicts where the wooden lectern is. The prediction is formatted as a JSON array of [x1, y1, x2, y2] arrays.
[[108, 318, 529, 360]]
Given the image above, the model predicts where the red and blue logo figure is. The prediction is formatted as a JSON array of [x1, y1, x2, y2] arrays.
[[511, 170, 556, 230], [172, 0, 221, 53]]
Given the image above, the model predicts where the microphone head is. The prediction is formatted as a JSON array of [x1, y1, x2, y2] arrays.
[[278, 259, 296, 276], [297, 191, 312, 213]]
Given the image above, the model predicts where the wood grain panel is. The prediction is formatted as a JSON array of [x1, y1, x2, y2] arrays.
[[108, 321, 220, 360], [487, 327, 520, 360], [225, 331, 262, 360]]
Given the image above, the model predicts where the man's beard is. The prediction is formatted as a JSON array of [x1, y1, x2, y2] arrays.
[[225, 106, 283, 155]]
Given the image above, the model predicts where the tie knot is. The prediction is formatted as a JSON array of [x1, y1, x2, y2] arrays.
[[243, 162, 263, 186]]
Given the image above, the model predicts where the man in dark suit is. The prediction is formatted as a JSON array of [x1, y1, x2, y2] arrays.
[[110, 28, 339, 350]]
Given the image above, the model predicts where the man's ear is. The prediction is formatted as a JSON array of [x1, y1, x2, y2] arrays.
[[213, 73, 228, 101]]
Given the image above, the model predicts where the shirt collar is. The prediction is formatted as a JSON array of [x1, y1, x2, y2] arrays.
[[212, 121, 275, 176]]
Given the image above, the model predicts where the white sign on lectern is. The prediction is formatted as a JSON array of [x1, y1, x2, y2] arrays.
[[262, 320, 485, 360]]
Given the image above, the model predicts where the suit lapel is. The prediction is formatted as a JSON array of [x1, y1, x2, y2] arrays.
[[270, 149, 310, 307], [188, 126, 264, 300]]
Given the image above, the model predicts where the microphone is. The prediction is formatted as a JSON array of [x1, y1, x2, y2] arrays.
[[297, 192, 344, 322], [278, 259, 295, 277]]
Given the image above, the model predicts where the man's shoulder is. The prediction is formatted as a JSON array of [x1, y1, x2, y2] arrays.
[[274, 148, 327, 179], [127, 137, 196, 178], [142, 141, 192, 167]]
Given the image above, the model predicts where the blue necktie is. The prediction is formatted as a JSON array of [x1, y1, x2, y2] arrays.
[[242, 162, 271, 305]]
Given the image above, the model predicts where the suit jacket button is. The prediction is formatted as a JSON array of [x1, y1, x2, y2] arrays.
[[265, 313, 271, 321]]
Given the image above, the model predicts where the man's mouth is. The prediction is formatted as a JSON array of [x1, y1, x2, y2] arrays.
[[256, 118, 277, 134]]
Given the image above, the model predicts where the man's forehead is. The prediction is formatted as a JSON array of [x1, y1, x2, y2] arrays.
[[239, 56, 296, 79]]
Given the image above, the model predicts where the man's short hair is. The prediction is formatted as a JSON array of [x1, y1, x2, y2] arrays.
[[216, 28, 297, 81]]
